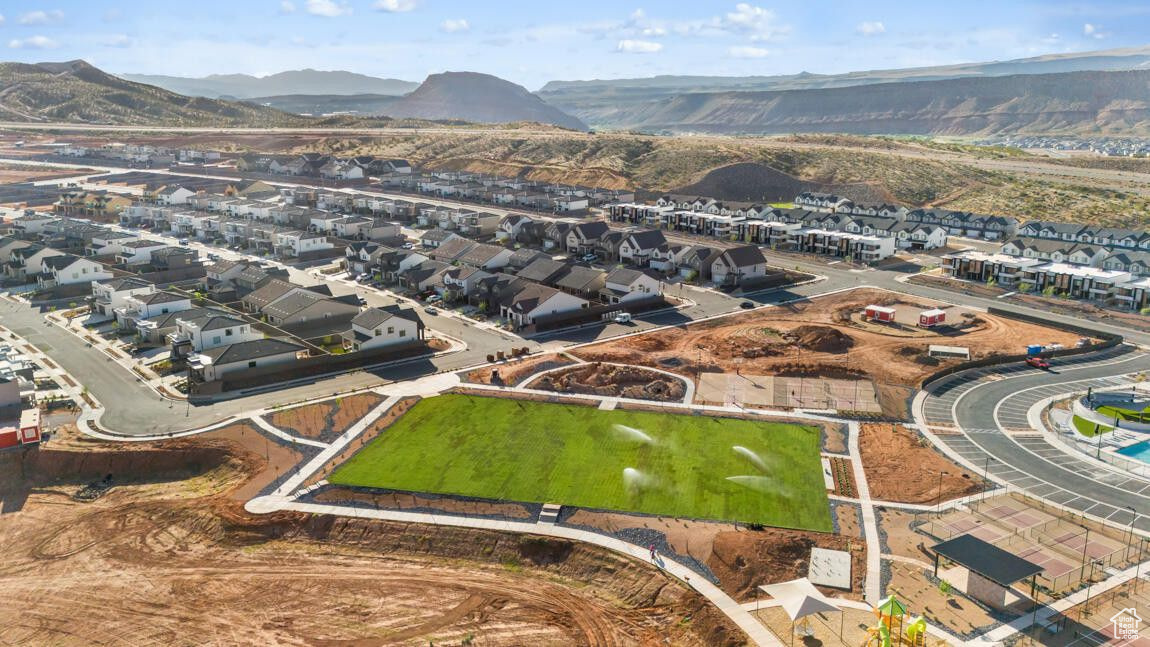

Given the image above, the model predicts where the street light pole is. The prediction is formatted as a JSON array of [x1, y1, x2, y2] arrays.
[[935, 470, 948, 515], [982, 457, 993, 501], [1125, 506, 1137, 563]]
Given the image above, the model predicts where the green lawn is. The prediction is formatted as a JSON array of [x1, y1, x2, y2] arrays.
[[768, 202, 794, 209], [330, 394, 832, 531], [1096, 404, 1150, 423], [1072, 415, 1114, 437]]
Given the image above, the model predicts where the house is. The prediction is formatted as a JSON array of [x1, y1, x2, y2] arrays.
[[116, 290, 192, 327], [188, 338, 307, 383], [150, 246, 201, 270], [428, 237, 478, 264], [506, 248, 548, 270], [595, 230, 627, 262], [441, 266, 493, 301], [420, 228, 459, 249], [154, 185, 195, 206], [134, 306, 228, 345], [169, 312, 262, 354], [517, 258, 571, 285], [344, 307, 424, 352], [261, 290, 360, 328], [500, 283, 590, 329], [674, 245, 721, 280], [399, 259, 452, 292], [565, 221, 610, 254], [795, 192, 853, 213], [91, 277, 155, 318], [553, 265, 607, 298], [710, 245, 768, 286], [496, 214, 531, 241], [275, 230, 334, 258], [458, 243, 514, 271], [618, 230, 667, 266], [601, 268, 662, 304], [241, 279, 306, 313], [40, 255, 112, 287], [457, 211, 502, 238], [115, 239, 171, 265]]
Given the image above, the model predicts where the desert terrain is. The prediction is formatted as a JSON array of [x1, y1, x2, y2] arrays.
[[0, 424, 738, 646]]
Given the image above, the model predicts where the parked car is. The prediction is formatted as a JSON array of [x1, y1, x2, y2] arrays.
[[581, 253, 598, 263], [740, 301, 755, 309], [355, 273, 370, 282], [1025, 356, 1051, 369], [427, 294, 442, 304], [424, 306, 438, 315], [178, 238, 190, 246], [613, 312, 632, 324], [401, 242, 414, 249]]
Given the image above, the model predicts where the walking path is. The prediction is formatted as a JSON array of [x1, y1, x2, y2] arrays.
[[846, 421, 884, 605]]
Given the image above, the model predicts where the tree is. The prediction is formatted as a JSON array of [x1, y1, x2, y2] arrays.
[[986, 278, 997, 288], [1042, 285, 1057, 297], [1018, 282, 1033, 294]]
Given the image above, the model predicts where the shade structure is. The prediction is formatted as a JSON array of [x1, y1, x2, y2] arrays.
[[876, 595, 907, 617], [760, 578, 841, 621]]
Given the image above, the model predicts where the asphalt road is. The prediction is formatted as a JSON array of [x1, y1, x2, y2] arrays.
[[920, 346, 1150, 531]]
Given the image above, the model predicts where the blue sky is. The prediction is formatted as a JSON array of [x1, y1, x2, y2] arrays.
[[1, 1, 1148, 89]]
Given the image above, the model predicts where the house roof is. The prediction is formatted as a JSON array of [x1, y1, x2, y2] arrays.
[[508, 283, 562, 312], [194, 314, 248, 331], [572, 221, 609, 240], [517, 258, 569, 283], [555, 265, 606, 291], [352, 306, 422, 330], [625, 229, 667, 249], [199, 338, 306, 365], [262, 290, 332, 320], [133, 290, 188, 305], [244, 279, 297, 307], [43, 254, 85, 271], [605, 267, 648, 286], [722, 245, 766, 267], [97, 276, 153, 291], [459, 243, 507, 266], [431, 237, 478, 261]]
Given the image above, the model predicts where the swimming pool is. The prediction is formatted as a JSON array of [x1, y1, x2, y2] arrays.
[[1116, 440, 1150, 463]]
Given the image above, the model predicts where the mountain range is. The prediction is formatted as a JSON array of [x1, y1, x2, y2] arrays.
[[121, 69, 418, 99], [0, 60, 304, 126]]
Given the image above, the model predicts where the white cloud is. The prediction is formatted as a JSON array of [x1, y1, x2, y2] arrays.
[[103, 34, 133, 48], [8, 36, 60, 50], [616, 39, 662, 54], [305, 0, 351, 17], [0, 14, 5, 26], [723, 3, 780, 41], [375, 0, 417, 12], [641, 26, 667, 37], [1084, 23, 1108, 39], [19, 10, 65, 25], [727, 45, 769, 58], [440, 18, 470, 33], [856, 21, 886, 36], [280, 1, 296, 14]]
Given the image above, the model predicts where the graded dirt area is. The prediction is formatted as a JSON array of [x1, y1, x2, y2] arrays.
[[0, 426, 740, 646], [465, 352, 577, 386], [860, 423, 985, 504], [266, 392, 385, 442], [572, 288, 1084, 387], [526, 362, 688, 402]]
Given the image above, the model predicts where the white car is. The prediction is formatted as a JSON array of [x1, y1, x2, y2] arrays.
[[613, 312, 632, 324]]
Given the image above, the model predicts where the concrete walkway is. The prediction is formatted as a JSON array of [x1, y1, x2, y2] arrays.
[[846, 421, 883, 605]]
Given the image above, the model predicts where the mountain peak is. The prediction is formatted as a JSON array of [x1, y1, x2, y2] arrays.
[[388, 71, 587, 131]]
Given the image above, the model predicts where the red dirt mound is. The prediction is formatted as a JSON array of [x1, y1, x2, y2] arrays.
[[787, 325, 855, 353]]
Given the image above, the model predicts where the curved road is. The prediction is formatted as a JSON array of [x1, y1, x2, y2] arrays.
[[918, 345, 1150, 531]]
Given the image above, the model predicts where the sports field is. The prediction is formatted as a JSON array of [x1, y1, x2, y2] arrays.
[[329, 394, 832, 531]]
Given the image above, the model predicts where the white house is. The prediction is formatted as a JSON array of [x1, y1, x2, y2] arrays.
[[116, 290, 192, 326], [710, 245, 768, 286], [344, 307, 424, 352], [155, 185, 195, 206], [275, 231, 334, 258], [41, 255, 112, 287], [618, 230, 667, 266], [188, 338, 307, 382], [601, 268, 662, 304], [501, 284, 589, 329], [170, 313, 262, 352], [115, 239, 171, 265], [91, 277, 155, 317]]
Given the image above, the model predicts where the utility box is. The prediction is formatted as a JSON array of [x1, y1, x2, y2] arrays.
[[1026, 344, 1044, 356]]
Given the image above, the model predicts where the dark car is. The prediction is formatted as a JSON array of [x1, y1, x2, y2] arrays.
[[740, 301, 755, 309]]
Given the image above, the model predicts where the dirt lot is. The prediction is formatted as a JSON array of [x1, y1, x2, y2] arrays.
[[564, 510, 865, 604], [0, 162, 93, 184], [526, 362, 688, 402], [572, 288, 1083, 387], [860, 424, 985, 504], [266, 392, 385, 443], [465, 353, 578, 386], [0, 425, 739, 646]]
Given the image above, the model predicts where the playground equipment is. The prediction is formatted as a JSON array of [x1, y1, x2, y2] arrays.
[[862, 596, 930, 647]]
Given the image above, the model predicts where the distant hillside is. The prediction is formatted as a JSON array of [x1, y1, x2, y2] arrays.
[[248, 93, 402, 116], [381, 72, 587, 131], [0, 60, 306, 126], [674, 162, 894, 204], [565, 69, 1150, 136], [540, 45, 1150, 126], [120, 69, 418, 99]]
